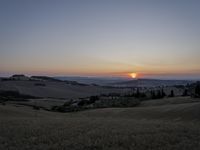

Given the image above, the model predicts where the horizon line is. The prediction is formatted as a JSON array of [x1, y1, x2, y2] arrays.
[[0, 74, 199, 81]]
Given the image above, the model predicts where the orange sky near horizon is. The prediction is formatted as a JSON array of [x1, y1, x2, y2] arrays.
[[1, 63, 200, 79]]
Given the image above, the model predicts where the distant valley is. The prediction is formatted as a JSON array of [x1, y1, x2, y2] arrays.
[[55, 76, 195, 87]]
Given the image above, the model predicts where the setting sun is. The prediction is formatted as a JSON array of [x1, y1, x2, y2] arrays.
[[130, 73, 137, 78]]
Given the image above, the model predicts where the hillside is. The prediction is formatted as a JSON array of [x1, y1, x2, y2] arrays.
[[55, 76, 131, 86], [81, 98, 200, 121], [1, 98, 200, 150], [0, 80, 122, 99]]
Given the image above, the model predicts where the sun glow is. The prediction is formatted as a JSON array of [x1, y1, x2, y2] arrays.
[[130, 73, 137, 78]]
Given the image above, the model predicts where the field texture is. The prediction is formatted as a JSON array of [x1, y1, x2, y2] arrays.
[[1, 98, 200, 150]]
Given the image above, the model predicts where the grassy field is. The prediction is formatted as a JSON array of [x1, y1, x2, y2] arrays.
[[1, 98, 200, 150], [140, 96, 200, 107]]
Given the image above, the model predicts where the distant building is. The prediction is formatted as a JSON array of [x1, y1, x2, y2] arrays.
[[10, 74, 29, 81]]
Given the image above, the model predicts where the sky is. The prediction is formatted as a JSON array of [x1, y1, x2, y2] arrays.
[[0, 0, 200, 79]]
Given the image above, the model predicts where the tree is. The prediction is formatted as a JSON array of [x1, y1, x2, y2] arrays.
[[169, 90, 174, 97], [157, 90, 162, 98], [161, 89, 166, 97], [150, 90, 165, 99], [89, 96, 99, 103], [135, 88, 140, 98], [182, 89, 188, 96], [195, 82, 200, 97], [151, 90, 156, 99]]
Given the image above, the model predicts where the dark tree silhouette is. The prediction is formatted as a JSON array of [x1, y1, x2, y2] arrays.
[[161, 89, 166, 97], [157, 90, 161, 98], [169, 90, 174, 97], [182, 89, 188, 96], [135, 88, 140, 98], [150, 90, 155, 99], [89, 96, 99, 103], [195, 82, 200, 97]]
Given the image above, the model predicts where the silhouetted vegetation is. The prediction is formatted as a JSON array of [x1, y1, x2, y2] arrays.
[[161, 88, 166, 97], [77, 96, 99, 107], [129, 88, 146, 99], [182, 89, 188, 96], [150, 89, 166, 99], [89, 96, 99, 103], [0, 90, 37, 102], [52, 95, 140, 113], [174, 85, 185, 89], [151, 90, 156, 99], [94, 97, 140, 108], [169, 90, 174, 97], [194, 82, 200, 97]]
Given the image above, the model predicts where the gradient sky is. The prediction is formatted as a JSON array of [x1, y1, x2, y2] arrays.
[[0, 0, 200, 79]]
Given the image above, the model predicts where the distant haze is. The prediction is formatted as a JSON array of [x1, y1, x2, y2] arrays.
[[0, 0, 200, 79]]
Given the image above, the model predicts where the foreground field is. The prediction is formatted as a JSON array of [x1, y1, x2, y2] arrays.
[[1, 99, 200, 150]]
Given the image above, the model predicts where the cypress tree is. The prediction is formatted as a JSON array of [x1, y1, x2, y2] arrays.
[[151, 90, 156, 99], [135, 88, 140, 98], [182, 89, 188, 96], [169, 90, 174, 97], [157, 90, 161, 98], [195, 83, 200, 97], [161, 88, 166, 98]]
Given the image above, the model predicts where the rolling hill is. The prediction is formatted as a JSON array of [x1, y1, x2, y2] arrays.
[[0, 80, 122, 99]]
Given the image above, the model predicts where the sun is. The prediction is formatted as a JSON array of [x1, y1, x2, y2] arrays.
[[129, 73, 137, 78]]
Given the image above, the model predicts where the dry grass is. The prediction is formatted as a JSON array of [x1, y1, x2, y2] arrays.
[[1, 102, 200, 150], [140, 97, 200, 107]]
